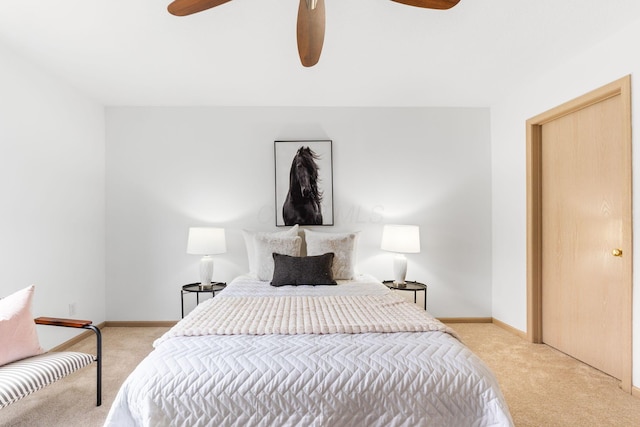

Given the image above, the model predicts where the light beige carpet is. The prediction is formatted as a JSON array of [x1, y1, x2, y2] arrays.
[[450, 323, 640, 427], [1, 324, 638, 426]]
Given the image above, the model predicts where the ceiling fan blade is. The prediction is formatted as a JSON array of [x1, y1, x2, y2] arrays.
[[167, 0, 233, 16], [390, 0, 460, 10], [297, 0, 326, 67]]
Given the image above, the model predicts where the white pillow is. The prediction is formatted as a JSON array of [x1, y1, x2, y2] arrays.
[[243, 225, 299, 277], [254, 234, 302, 281], [304, 229, 359, 280], [0, 285, 44, 366]]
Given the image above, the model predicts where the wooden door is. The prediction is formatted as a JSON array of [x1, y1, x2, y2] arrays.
[[527, 76, 632, 392]]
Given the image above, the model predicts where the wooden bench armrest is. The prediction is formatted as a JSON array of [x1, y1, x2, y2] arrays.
[[34, 316, 93, 329]]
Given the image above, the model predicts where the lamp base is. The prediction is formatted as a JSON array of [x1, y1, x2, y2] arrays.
[[392, 254, 407, 288], [199, 255, 214, 289]]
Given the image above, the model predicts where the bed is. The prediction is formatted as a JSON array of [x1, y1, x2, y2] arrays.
[[104, 228, 513, 426]]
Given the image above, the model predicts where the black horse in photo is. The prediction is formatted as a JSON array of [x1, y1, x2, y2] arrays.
[[283, 146, 323, 225]]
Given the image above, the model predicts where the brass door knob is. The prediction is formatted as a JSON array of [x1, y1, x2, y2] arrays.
[[612, 248, 623, 257]]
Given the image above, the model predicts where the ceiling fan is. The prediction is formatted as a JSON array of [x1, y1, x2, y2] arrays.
[[167, 0, 460, 67]]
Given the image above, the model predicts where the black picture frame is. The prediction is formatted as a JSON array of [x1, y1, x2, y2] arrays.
[[275, 140, 334, 226]]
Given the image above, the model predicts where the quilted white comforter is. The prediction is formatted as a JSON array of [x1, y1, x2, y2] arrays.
[[104, 275, 513, 427]]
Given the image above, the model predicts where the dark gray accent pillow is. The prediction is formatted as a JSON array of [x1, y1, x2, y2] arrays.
[[271, 253, 337, 287]]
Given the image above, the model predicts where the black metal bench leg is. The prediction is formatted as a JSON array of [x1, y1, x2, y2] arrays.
[[83, 324, 102, 406]]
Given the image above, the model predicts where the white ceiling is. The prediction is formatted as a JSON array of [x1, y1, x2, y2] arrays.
[[1, 0, 639, 107]]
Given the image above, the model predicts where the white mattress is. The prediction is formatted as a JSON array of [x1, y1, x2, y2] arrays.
[[104, 275, 513, 427]]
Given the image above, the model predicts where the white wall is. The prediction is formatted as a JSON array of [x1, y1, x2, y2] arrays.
[[491, 17, 640, 387], [106, 107, 491, 320], [0, 42, 106, 350]]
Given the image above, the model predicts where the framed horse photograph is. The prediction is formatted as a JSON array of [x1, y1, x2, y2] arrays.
[[274, 140, 334, 226]]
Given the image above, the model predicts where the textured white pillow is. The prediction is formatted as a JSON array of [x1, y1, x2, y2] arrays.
[[304, 229, 359, 280], [243, 225, 299, 277], [254, 234, 302, 281]]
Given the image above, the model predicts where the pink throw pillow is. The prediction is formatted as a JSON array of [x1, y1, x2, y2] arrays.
[[0, 285, 44, 366]]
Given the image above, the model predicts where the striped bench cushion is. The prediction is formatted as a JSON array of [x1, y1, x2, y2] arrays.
[[0, 352, 95, 408]]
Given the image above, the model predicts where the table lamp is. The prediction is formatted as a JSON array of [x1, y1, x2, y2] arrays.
[[381, 224, 421, 288], [187, 227, 227, 288]]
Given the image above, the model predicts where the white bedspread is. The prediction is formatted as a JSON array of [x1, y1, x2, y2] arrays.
[[105, 275, 513, 427]]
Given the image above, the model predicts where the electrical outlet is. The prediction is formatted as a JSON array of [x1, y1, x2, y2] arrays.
[[68, 303, 76, 316]]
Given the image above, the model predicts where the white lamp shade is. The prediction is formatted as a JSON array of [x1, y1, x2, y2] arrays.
[[187, 227, 227, 255], [381, 225, 421, 253]]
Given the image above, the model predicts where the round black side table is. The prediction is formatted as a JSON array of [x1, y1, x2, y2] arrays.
[[181, 282, 226, 318], [382, 280, 427, 310]]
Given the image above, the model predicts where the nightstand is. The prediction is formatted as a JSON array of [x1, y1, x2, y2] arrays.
[[181, 282, 226, 318], [382, 280, 427, 310]]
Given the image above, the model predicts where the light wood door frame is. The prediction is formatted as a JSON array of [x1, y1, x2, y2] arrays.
[[526, 75, 633, 393]]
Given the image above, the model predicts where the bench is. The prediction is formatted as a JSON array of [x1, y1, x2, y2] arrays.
[[0, 317, 102, 408]]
